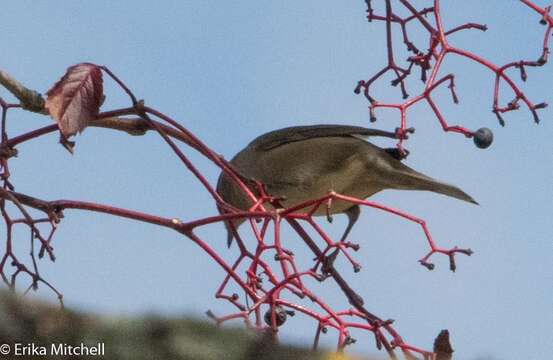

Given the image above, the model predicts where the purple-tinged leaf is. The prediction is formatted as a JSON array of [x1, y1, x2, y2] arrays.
[[45, 63, 103, 138]]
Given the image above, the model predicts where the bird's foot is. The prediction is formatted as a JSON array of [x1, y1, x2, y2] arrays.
[[419, 246, 473, 272]]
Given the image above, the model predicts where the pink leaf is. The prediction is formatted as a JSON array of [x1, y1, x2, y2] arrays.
[[45, 63, 103, 138]]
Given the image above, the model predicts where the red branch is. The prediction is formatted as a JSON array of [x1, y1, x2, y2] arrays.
[[357, 0, 551, 153], [1, 1, 551, 358], [1, 92, 443, 358]]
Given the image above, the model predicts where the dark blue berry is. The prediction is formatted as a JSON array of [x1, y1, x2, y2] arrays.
[[473, 127, 493, 149]]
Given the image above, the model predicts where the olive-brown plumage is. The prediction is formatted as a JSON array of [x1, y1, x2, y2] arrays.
[[217, 125, 477, 245]]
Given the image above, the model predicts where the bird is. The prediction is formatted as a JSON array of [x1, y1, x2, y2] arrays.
[[216, 124, 477, 246]]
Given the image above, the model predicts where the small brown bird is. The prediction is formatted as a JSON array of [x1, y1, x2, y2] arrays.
[[217, 125, 477, 246]]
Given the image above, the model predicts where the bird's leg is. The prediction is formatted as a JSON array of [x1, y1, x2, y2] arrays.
[[339, 205, 360, 243], [325, 197, 333, 223]]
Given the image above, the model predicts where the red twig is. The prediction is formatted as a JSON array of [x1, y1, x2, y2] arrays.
[[357, 0, 551, 153], [1, 2, 551, 358]]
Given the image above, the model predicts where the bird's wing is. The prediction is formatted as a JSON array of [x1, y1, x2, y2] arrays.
[[250, 124, 397, 151]]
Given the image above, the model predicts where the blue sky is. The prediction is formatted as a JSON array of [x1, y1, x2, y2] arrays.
[[1, 1, 552, 359]]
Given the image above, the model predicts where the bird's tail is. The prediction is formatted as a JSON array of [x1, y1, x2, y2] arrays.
[[217, 205, 239, 248], [391, 167, 478, 205]]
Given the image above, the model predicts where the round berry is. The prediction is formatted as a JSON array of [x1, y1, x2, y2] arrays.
[[473, 127, 493, 149]]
